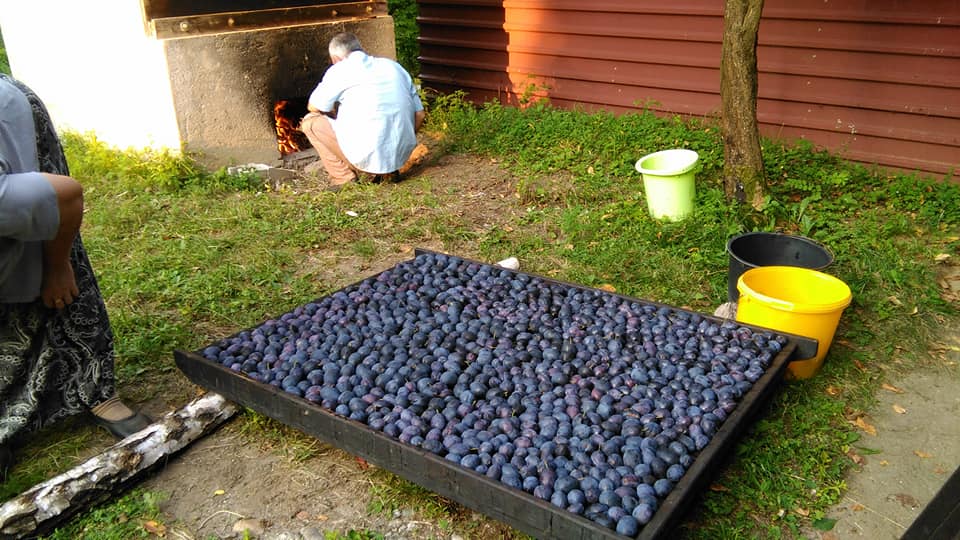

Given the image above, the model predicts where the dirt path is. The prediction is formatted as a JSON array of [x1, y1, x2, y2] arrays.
[[811, 264, 960, 540]]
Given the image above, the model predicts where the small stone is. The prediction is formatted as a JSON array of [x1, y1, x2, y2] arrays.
[[300, 526, 325, 540], [451, 534, 466, 540], [232, 518, 266, 537]]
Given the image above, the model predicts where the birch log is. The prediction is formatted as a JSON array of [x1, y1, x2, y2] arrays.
[[0, 392, 238, 538]]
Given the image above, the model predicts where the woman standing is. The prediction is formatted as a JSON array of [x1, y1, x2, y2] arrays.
[[0, 74, 150, 478]]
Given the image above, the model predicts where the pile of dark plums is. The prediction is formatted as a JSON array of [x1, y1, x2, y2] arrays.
[[202, 253, 785, 536]]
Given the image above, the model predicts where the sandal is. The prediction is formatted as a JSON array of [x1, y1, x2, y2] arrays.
[[93, 411, 152, 440], [91, 397, 153, 439]]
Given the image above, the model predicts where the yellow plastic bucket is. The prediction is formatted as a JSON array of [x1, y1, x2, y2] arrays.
[[736, 266, 852, 379]]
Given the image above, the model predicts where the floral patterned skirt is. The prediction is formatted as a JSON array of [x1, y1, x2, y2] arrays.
[[0, 74, 115, 446]]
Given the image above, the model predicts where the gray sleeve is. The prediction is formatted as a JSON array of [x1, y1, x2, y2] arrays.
[[0, 171, 60, 241]]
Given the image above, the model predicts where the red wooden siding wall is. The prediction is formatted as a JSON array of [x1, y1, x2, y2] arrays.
[[416, 0, 960, 178]]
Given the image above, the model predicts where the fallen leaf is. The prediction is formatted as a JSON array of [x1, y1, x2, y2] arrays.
[[503, 225, 514, 232], [893, 404, 907, 414], [887, 295, 903, 306], [296, 511, 310, 521], [934, 253, 951, 262], [587, 166, 595, 174], [144, 520, 167, 536], [776, 508, 786, 518], [847, 449, 865, 465], [881, 383, 905, 394], [213, 489, 225, 496], [880, 460, 890, 466], [821, 532, 840, 540], [914, 450, 933, 459], [317, 514, 329, 522], [795, 507, 810, 517], [601, 213, 613, 220], [854, 417, 877, 436], [564, 244, 574, 250], [852, 358, 867, 372], [935, 466, 947, 474], [825, 385, 841, 396], [709, 483, 729, 492], [893, 493, 920, 509], [851, 503, 865, 511], [910, 306, 919, 315], [598, 284, 617, 292], [344, 210, 359, 217], [355, 457, 370, 470]]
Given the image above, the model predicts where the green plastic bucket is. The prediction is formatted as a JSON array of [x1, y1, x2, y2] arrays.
[[634, 149, 698, 221]]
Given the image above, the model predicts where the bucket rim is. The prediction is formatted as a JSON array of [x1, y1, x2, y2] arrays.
[[634, 149, 699, 176], [726, 231, 835, 267], [736, 265, 852, 314]]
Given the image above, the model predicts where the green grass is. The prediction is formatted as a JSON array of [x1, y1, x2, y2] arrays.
[[0, 92, 956, 538], [0, 26, 10, 75], [39, 489, 167, 540]]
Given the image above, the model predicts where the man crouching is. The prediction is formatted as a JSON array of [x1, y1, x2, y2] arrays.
[[300, 32, 426, 191]]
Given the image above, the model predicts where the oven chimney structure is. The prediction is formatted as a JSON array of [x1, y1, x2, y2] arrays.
[[0, 1, 394, 168]]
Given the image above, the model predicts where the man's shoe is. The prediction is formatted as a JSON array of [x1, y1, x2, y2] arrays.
[[372, 171, 401, 184]]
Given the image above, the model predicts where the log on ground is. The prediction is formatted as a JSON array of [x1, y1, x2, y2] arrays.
[[0, 392, 238, 538]]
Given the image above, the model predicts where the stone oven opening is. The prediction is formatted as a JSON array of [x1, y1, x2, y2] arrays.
[[274, 98, 322, 170], [274, 98, 311, 157]]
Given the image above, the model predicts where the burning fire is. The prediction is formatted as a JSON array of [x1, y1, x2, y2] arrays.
[[274, 99, 309, 156]]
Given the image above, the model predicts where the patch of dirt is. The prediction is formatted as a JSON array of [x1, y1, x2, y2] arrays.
[[141, 428, 455, 540]]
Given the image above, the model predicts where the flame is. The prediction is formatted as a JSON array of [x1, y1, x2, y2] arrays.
[[274, 100, 308, 156]]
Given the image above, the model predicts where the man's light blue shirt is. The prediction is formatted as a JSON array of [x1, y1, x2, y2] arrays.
[[308, 51, 424, 174]]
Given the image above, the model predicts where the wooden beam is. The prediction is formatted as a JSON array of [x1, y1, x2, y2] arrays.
[[147, 2, 389, 39]]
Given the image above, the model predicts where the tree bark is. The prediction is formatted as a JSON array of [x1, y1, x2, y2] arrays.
[[721, 0, 767, 208], [0, 393, 238, 539]]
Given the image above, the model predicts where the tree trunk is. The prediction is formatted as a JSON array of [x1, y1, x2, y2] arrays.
[[0, 393, 238, 539], [721, 0, 767, 208]]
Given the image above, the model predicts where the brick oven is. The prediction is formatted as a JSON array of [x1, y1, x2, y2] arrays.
[[0, 0, 394, 167]]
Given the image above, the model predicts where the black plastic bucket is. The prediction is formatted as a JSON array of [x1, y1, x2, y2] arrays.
[[726, 232, 834, 302]]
